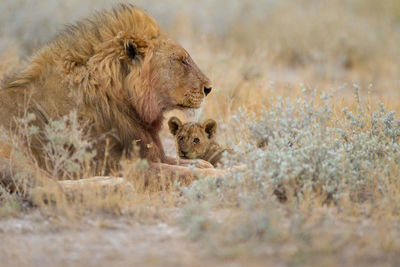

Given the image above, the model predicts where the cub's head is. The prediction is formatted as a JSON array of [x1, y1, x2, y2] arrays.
[[69, 4, 212, 124], [168, 117, 217, 159]]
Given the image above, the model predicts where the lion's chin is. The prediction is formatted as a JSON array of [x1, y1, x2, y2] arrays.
[[175, 103, 201, 118], [184, 107, 201, 121]]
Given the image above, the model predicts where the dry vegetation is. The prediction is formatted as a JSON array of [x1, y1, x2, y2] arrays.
[[1, 0, 400, 266]]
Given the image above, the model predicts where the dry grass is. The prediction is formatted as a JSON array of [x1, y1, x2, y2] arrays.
[[1, 0, 400, 266]]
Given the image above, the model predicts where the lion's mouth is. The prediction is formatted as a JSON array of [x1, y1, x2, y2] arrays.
[[177, 104, 200, 109]]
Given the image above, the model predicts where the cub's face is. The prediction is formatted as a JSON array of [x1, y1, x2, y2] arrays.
[[168, 117, 217, 159]]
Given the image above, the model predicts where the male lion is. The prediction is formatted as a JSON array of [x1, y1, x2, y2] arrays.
[[0, 4, 218, 185]]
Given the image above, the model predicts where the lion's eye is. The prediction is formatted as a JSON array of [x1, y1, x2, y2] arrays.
[[193, 138, 200, 144], [181, 58, 189, 66]]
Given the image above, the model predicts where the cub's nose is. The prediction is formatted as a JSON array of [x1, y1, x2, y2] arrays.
[[204, 86, 212, 96]]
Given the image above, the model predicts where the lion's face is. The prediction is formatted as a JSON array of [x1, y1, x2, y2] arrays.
[[168, 117, 217, 159], [116, 32, 211, 123], [151, 40, 212, 110]]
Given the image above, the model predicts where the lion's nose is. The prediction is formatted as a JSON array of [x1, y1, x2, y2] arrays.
[[204, 86, 212, 96]]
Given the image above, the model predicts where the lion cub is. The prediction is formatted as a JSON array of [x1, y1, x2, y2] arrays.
[[168, 117, 228, 167]]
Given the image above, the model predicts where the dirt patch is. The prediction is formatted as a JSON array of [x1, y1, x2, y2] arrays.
[[0, 213, 199, 266]]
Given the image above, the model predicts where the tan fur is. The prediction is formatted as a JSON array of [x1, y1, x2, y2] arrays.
[[0, 4, 213, 174], [168, 117, 229, 167]]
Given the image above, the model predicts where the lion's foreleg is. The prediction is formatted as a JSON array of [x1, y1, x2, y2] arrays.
[[149, 162, 226, 185]]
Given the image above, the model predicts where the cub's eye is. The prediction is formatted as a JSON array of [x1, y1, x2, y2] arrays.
[[193, 138, 200, 144]]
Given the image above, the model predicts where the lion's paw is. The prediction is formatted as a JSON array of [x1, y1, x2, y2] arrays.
[[178, 159, 214, 169]]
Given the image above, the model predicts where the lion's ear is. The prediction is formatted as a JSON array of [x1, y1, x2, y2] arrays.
[[125, 42, 137, 59], [202, 119, 217, 139], [168, 117, 182, 136], [115, 31, 147, 60]]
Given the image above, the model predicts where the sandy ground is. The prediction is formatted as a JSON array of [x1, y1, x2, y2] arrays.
[[0, 212, 200, 267], [0, 211, 283, 267]]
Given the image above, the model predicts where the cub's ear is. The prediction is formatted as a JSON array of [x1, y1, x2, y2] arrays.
[[115, 31, 147, 60], [168, 117, 182, 136], [202, 119, 217, 139]]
